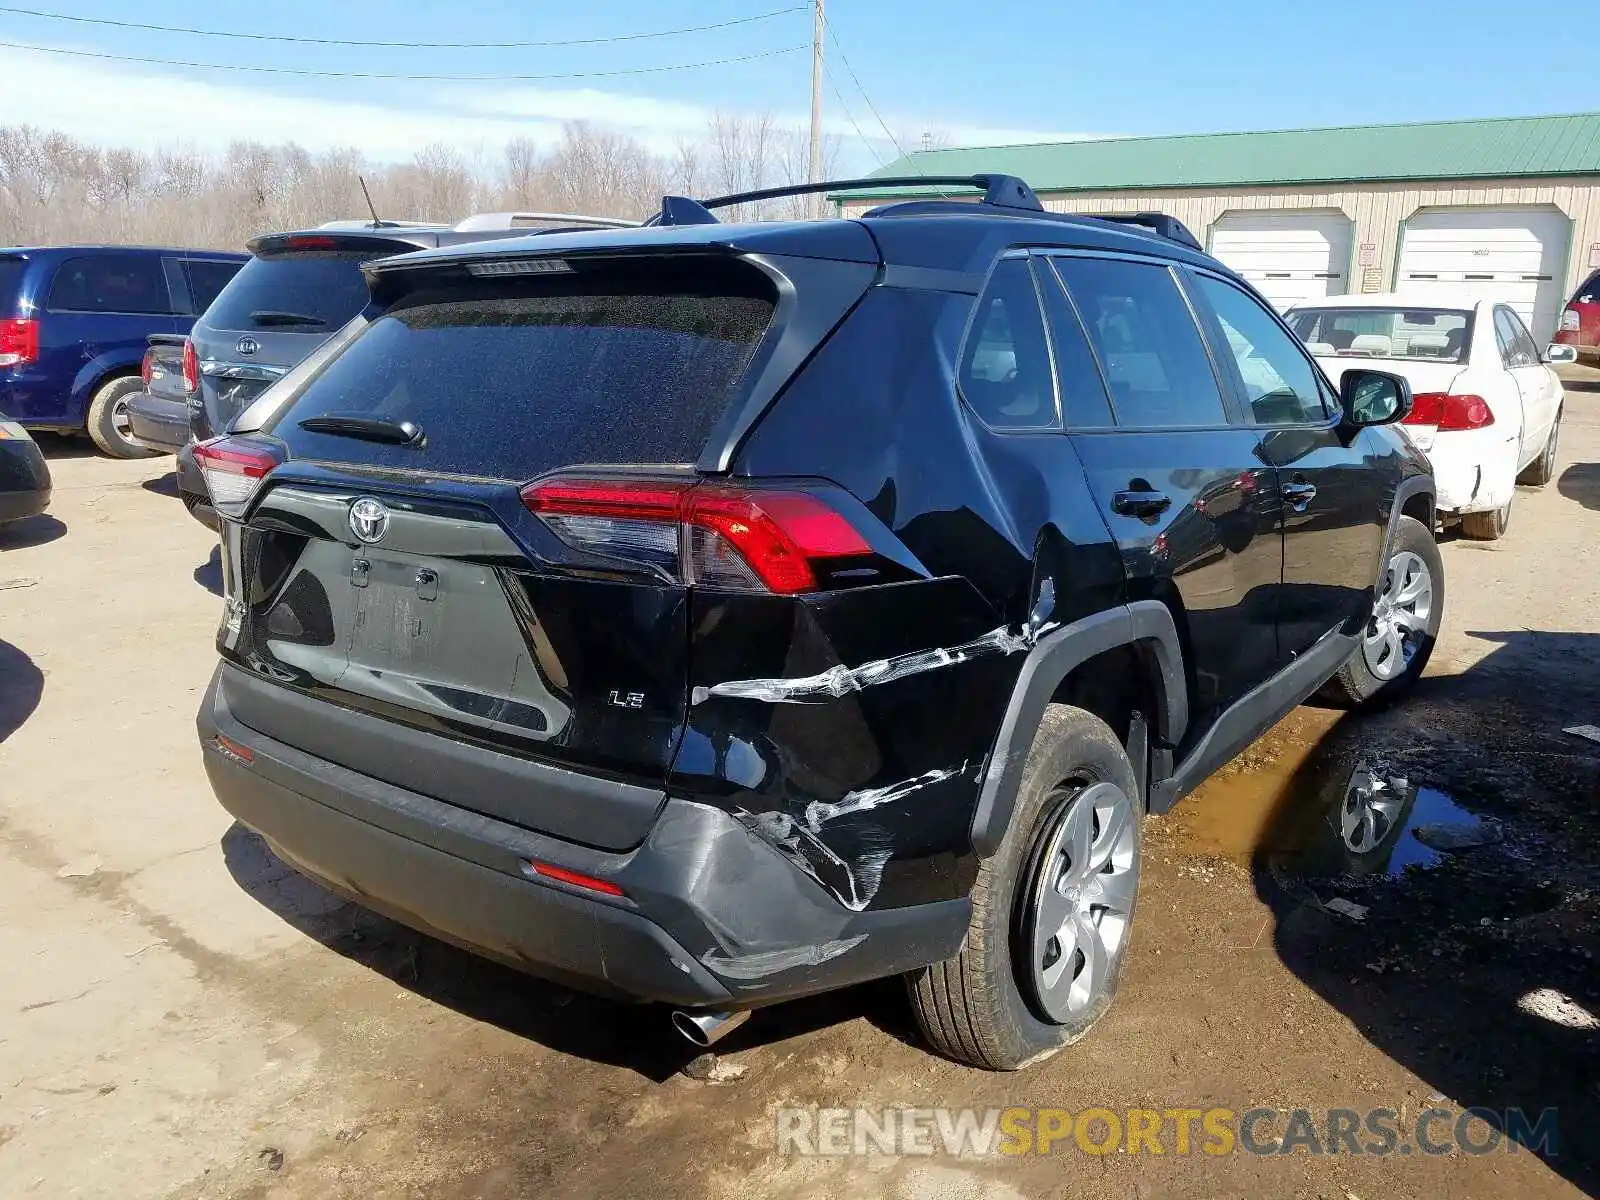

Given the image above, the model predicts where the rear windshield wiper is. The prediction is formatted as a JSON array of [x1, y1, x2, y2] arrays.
[[297, 414, 422, 445], [251, 310, 327, 327]]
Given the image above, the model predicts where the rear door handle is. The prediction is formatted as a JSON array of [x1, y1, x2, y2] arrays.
[[1111, 490, 1172, 519], [1282, 481, 1318, 510]]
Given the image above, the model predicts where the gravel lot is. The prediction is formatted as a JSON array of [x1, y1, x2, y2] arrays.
[[3, 370, 1598, 1199]]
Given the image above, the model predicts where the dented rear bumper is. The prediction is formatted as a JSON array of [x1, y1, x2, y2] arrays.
[[198, 664, 969, 1006]]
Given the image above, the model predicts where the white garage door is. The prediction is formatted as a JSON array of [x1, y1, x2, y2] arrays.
[[1209, 211, 1353, 310], [1396, 208, 1571, 342]]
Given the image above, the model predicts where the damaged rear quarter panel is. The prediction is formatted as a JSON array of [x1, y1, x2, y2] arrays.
[[669, 576, 1024, 910]]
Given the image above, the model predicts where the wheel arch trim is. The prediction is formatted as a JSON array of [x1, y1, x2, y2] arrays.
[[969, 600, 1187, 858]]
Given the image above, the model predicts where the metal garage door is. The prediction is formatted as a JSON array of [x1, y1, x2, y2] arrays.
[[1396, 208, 1571, 342], [1209, 212, 1353, 310]]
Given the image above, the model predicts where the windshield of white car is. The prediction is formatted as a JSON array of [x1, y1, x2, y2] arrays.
[[1288, 307, 1473, 365]]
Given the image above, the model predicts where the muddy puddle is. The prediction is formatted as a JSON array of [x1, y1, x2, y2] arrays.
[[1175, 710, 1511, 886]]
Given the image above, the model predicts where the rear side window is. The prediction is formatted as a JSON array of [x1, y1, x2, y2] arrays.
[[1054, 258, 1227, 428], [959, 258, 1057, 429], [203, 253, 375, 332], [184, 259, 244, 314], [271, 259, 775, 480], [46, 254, 172, 314], [0, 257, 24, 303]]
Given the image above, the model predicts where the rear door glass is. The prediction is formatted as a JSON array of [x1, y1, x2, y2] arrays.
[[46, 254, 172, 314], [184, 259, 244, 314], [204, 253, 375, 332], [1054, 257, 1228, 427], [270, 261, 775, 480], [0, 258, 26, 304]]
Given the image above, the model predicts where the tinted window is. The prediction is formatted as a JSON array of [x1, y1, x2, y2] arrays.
[[1577, 271, 1600, 304], [271, 262, 774, 480], [958, 258, 1057, 429], [46, 254, 171, 314], [1054, 257, 1226, 428], [204, 253, 375, 332], [185, 259, 244, 314], [1492, 308, 1537, 367], [0, 257, 24, 302], [1194, 275, 1327, 424], [1038, 261, 1115, 428]]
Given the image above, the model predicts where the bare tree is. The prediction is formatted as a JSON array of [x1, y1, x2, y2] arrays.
[[0, 115, 853, 250]]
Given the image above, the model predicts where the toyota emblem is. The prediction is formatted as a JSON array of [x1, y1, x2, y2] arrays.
[[348, 497, 389, 544], [236, 336, 260, 356]]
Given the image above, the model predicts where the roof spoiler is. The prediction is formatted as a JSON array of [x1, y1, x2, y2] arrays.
[[650, 174, 1044, 226], [452, 211, 641, 232]]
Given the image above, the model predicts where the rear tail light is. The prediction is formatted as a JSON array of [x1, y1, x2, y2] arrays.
[[192, 435, 284, 515], [1561, 308, 1582, 332], [522, 478, 871, 594], [140, 348, 155, 386], [0, 317, 39, 368], [1404, 392, 1495, 431], [181, 338, 199, 394]]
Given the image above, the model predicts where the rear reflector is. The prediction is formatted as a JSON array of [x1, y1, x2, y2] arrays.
[[522, 478, 870, 593], [526, 861, 625, 897], [213, 734, 255, 764], [182, 338, 199, 394], [192, 435, 284, 514], [1404, 392, 1494, 432], [0, 317, 38, 368]]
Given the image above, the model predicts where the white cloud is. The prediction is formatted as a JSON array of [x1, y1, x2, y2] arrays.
[[0, 42, 1105, 169]]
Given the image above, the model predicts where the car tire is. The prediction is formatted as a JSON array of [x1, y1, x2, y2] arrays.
[[1323, 515, 1444, 708], [1517, 409, 1561, 487], [1460, 497, 1510, 541], [907, 705, 1141, 1070], [86, 376, 159, 459]]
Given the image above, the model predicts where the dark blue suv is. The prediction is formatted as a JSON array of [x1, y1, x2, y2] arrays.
[[0, 246, 246, 457]]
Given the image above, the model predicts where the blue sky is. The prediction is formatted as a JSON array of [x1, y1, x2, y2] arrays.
[[0, 0, 1591, 167]]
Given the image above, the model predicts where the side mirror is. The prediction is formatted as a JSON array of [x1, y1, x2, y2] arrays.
[[1339, 369, 1412, 427], [1545, 343, 1579, 365]]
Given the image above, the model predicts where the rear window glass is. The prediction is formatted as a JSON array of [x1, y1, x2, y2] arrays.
[[1288, 307, 1472, 364], [270, 261, 775, 480], [0, 258, 24, 303], [47, 254, 172, 314], [204, 253, 375, 332]]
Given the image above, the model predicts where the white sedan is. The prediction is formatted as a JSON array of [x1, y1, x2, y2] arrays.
[[1285, 295, 1570, 539]]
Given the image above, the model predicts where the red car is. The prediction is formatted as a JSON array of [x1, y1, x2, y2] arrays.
[[1554, 267, 1600, 366]]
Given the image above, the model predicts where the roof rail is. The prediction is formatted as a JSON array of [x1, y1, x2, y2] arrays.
[[452, 211, 640, 232], [1088, 213, 1204, 252], [652, 174, 1043, 226]]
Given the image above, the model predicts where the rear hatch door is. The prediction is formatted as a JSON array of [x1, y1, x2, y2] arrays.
[[219, 246, 872, 849]]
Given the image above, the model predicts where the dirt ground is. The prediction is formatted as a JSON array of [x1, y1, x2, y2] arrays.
[[3, 371, 1599, 1200]]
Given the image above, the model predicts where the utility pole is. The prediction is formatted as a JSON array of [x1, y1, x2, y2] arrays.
[[808, 0, 825, 217]]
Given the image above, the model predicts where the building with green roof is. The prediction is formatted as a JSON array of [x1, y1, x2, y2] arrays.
[[833, 113, 1600, 339]]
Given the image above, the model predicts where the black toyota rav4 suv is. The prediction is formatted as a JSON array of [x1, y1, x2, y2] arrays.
[[194, 175, 1440, 1070]]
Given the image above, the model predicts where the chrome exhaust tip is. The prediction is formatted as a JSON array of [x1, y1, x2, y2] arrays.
[[672, 1008, 750, 1048]]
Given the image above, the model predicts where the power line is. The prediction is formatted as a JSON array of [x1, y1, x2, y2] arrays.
[[0, 4, 807, 49], [820, 17, 910, 164], [823, 62, 883, 170], [0, 39, 807, 81]]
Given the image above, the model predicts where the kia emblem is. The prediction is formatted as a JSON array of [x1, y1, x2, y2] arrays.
[[236, 336, 260, 356]]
